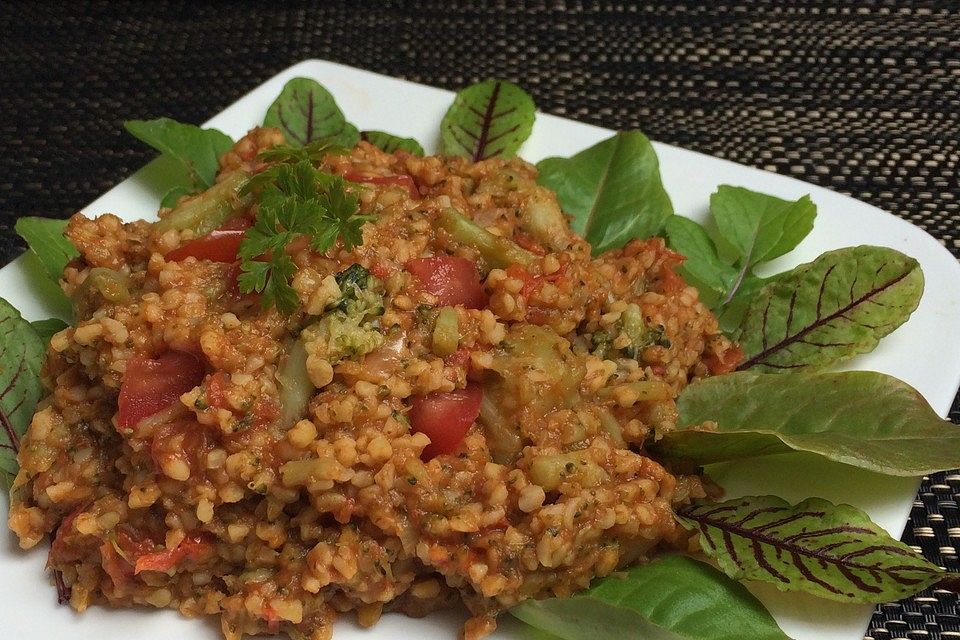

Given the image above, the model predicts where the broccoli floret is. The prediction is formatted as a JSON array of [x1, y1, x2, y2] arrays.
[[592, 303, 672, 360], [327, 264, 385, 319], [305, 264, 386, 364]]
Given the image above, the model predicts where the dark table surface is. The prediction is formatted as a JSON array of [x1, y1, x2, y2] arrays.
[[3, 2, 959, 638]]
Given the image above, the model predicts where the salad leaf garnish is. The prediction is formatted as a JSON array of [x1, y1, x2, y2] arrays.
[[0, 297, 45, 490], [511, 554, 791, 640], [31, 318, 68, 346], [361, 130, 425, 156], [537, 131, 673, 255], [677, 495, 944, 603], [440, 79, 535, 161], [653, 369, 960, 476], [664, 187, 816, 315], [14, 217, 78, 287], [263, 77, 360, 148], [712, 186, 816, 300], [237, 160, 369, 314], [159, 185, 193, 209], [124, 117, 234, 194], [663, 215, 739, 306], [736, 245, 923, 371]]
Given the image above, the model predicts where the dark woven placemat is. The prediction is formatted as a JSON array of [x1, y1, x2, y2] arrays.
[[2, 1, 958, 637]]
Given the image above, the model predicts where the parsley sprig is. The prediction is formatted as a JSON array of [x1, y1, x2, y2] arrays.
[[256, 138, 348, 165], [237, 160, 371, 314]]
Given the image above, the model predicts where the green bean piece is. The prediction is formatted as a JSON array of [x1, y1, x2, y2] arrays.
[[431, 306, 460, 357], [597, 380, 674, 403], [72, 267, 132, 318], [597, 407, 627, 448], [478, 393, 523, 464], [437, 207, 534, 269], [519, 193, 573, 251], [155, 170, 252, 236], [529, 451, 609, 491], [276, 338, 313, 430]]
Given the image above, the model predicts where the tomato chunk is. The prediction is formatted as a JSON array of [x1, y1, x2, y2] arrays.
[[134, 533, 212, 574], [703, 344, 744, 375], [344, 169, 420, 200], [164, 217, 251, 263], [409, 383, 483, 459], [406, 256, 486, 309], [117, 351, 206, 429]]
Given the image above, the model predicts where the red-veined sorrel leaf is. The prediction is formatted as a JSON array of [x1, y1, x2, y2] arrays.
[[736, 245, 922, 371], [264, 77, 360, 148], [360, 130, 425, 156], [676, 495, 945, 603], [0, 296, 45, 490], [440, 79, 535, 161], [511, 554, 791, 640], [654, 369, 960, 476]]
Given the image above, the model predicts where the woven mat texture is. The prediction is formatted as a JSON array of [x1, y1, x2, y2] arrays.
[[2, 1, 959, 637]]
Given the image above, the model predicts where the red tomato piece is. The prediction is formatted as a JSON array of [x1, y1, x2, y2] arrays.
[[406, 256, 486, 309], [100, 540, 133, 589], [703, 344, 744, 375], [117, 351, 206, 429], [134, 533, 212, 574], [150, 420, 211, 478], [505, 264, 539, 297], [344, 169, 420, 200], [513, 230, 546, 256], [658, 261, 687, 294], [409, 383, 483, 460], [164, 218, 251, 263], [204, 371, 228, 410], [50, 507, 84, 563]]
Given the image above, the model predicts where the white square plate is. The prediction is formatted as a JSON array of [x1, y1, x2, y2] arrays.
[[3, 59, 960, 640]]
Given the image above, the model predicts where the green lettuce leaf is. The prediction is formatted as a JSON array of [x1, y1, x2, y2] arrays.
[[653, 369, 960, 476], [664, 215, 738, 306], [14, 217, 78, 286], [263, 77, 360, 148], [511, 554, 790, 640], [440, 79, 535, 161], [736, 245, 923, 371], [677, 495, 944, 603], [711, 186, 816, 272], [124, 117, 234, 192], [0, 297, 45, 490], [361, 130, 425, 156], [537, 131, 673, 255], [665, 187, 815, 315], [30, 318, 68, 346]]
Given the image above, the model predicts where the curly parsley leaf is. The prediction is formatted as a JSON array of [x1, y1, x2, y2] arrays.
[[238, 160, 369, 314], [257, 138, 349, 165]]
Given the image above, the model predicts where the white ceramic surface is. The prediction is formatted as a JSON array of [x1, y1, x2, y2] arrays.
[[3, 59, 959, 640]]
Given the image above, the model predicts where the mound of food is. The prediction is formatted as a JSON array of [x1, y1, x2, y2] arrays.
[[8, 129, 739, 639]]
